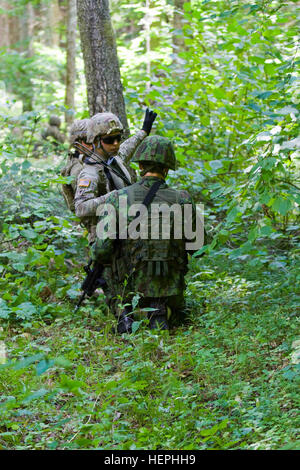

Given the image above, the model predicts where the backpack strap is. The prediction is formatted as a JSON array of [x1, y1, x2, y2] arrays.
[[136, 180, 164, 217]]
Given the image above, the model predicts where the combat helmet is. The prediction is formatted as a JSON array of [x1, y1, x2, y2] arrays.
[[132, 135, 176, 170], [86, 112, 124, 144], [69, 119, 89, 145], [49, 115, 61, 127]]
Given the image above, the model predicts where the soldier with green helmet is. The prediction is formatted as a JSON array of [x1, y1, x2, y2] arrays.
[[74, 109, 157, 244], [92, 135, 199, 333]]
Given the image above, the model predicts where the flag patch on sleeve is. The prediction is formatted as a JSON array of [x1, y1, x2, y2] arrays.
[[78, 179, 91, 187]]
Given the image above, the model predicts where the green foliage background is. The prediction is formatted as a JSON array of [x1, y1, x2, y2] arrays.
[[0, 0, 299, 450]]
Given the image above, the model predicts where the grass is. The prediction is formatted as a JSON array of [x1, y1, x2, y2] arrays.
[[0, 254, 299, 450], [0, 152, 299, 450]]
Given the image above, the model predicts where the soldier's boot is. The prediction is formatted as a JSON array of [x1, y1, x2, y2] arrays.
[[147, 302, 169, 330], [117, 307, 133, 334]]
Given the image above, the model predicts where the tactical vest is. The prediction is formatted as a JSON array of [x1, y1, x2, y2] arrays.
[[111, 181, 188, 285]]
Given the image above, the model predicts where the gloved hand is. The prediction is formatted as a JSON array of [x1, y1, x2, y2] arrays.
[[142, 108, 157, 135]]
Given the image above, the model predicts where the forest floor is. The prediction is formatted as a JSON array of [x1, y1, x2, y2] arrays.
[[0, 155, 299, 450], [0, 254, 299, 450]]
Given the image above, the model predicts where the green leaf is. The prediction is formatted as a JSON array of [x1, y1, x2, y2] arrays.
[[218, 229, 229, 243], [248, 102, 261, 113], [183, 2, 191, 12], [0, 299, 11, 319], [54, 357, 73, 368], [22, 160, 31, 170], [213, 88, 226, 100], [260, 157, 277, 170], [209, 160, 223, 170], [200, 425, 218, 436], [22, 388, 48, 403], [259, 225, 273, 236], [272, 197, 292, 216], [36, 359, 55, 376], [226, 206, 242, 224], [256, 91, 274, 100], [59, 375, 86, 393], [21, 228, 38, 240], [13, 302, 37, 320], [12, 263, 26, 272], [11, 353, 45, 370], [132, 293, 141, 310], [132, 321, 143, 334]]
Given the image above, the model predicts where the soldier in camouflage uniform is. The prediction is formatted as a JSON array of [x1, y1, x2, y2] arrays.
[[61, 119, 90, 213], [74, 109, 157, 244], [41, 115, 65, 144], [92, 135, 198, 333], [61, 118, 118, 239]]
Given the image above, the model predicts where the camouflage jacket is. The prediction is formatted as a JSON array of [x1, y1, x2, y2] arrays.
[[74, 130, 147, 243], [92, 176, 198, 300]]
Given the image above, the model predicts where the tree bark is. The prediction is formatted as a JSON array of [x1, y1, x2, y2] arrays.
[[20, 2, 34, 55], [20, 3, 35, 111], [41, 0, 62, 47], [8, 8, 20, 49], [173, 0, 189, 55], [77, 0, 129, 135], [0, 1, 9, 48], [145, 0, 151, 89], [65, 0, 77, 124]]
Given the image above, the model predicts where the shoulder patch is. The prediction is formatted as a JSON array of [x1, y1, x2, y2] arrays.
[[78, 178, 91, 188]]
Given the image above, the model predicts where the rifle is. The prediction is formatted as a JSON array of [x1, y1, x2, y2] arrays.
[[75, 259, 106, 312], [73, 141, 131, 186]]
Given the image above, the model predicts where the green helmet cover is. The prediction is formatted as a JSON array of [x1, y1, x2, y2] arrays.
[[132, 135, 176, 170]]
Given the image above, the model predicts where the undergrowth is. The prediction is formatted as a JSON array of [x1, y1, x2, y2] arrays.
[[0, 251, 299, 450], [0, 141, 299, 450]]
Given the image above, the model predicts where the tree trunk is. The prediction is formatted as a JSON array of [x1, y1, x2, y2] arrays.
[[173, 0, 188, 56], [41, 0, 62, 47], [8, 8, 20, 49], [0, 1, 9, 48], [20, 3, 35, 112], [145, 0, 151, 89], [77, 0, 129, 135], [20, 2, 34, 55], [64, 0, 77, 125]]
